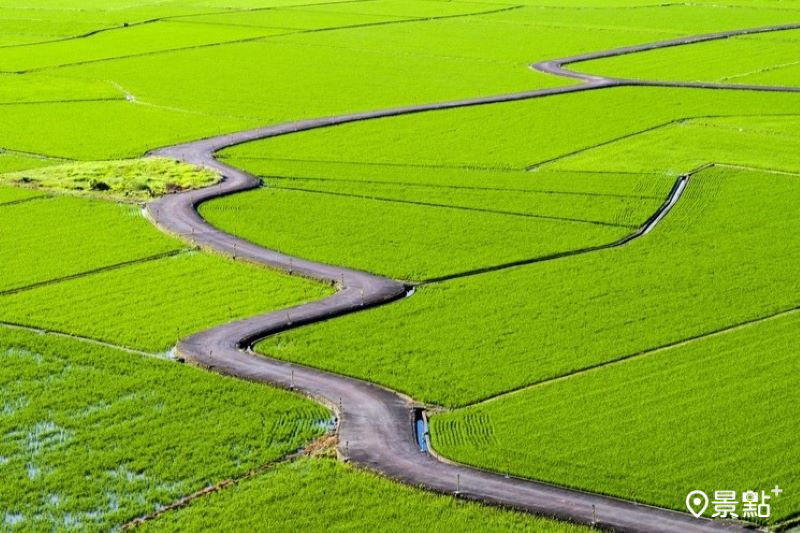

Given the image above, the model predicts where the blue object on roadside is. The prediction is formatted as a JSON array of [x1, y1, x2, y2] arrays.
[[415, 416, 428, 453]]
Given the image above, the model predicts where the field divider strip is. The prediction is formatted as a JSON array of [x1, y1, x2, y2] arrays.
[[224, 154, 521, 172], [419, 170, 691, 284], [0, 248, 187, 297], [622, 78, 800, 93], [0, 194, 51, 208], [268, 184, 635, 228], [720, 58, 800, 82], [259, 4, 527, 40], [455, 304, 800, 410], [120, 432, 335, 529], [8, 34, 288, 75], [0, 320, 162, 358], [0, 0, 385, 50], [0, 146, 73, 161], [715, 162, 800, 177], [264, 174, 662, 200], [134, 23, 800, 533], [527, 117, 685, 170], [0, 97, 125, 107], [14, 4, 526, 76], [532, 22, 800, 85], [527, 112, 800, 170]]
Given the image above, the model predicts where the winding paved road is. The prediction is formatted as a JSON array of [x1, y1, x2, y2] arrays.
[[144, 23, 800, 532]]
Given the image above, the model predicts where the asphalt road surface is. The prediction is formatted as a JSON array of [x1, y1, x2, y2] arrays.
[[145, 23, 800, 532]]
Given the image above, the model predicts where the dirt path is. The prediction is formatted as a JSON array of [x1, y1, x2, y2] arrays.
[[144, 23, 800, 532]]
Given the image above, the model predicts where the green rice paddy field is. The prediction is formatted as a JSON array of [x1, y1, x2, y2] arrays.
[[211, 87, 799, 280], [0, 185, 43, 205], [577, 29, 800, 86], [431, 309, 800, 522], [0, 327, 329, 530], [142, 458, 591, 532], [0, 193, 331, 352], [1, 0, 798, 530], [256, 167, 800, 406]]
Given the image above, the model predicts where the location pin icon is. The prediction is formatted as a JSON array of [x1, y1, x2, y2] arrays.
[[686, 490, 709, 518]]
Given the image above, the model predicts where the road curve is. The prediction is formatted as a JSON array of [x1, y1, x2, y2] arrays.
[[533, 22, 800, 93], [142, 23, 800, 532]]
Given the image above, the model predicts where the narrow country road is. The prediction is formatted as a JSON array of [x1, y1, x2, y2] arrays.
[[144, 23, 799, 532]]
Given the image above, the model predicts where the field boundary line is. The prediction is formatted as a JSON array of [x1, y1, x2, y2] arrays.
[[120, 433, 336, 530], [13, 4, 526, 76], [715, 162, 800, 177], [7, 34, 288, 75], [262, 3, 527, 40], [0, 0, 385, 51], [457, 304, 800, 410], [225, 154, 520, 172], [0, 321, 163, 358], [268, 184, 635, 228], [0, 194, 51, 208], [0, 249, 187, 297], [263, 173, 662, 200], [527, 117, 684, 170], [721, 58, 800, 82], [527, 112, 800, 170], [137, 23, 800, 533], [420, 171, 690, 284], [533, 21, 800, 86], [0, 146, 73, 161], [624, 78, 800, 92], [0, 97, 124, 107]]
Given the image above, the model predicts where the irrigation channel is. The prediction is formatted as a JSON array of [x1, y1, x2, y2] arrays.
[[143, 23, 800, 532]]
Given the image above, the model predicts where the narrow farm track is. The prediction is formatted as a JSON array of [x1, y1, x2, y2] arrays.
[[533, 21, 800, 92], [143, 24, 800, 532]]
